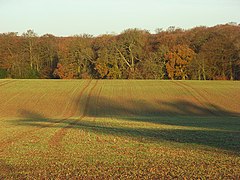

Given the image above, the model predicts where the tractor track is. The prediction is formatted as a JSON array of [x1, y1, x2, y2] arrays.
[[172, 81, 219, 116], [179, 81, 240, 116], [49, 80, 99, 147], [93, 85, 103, 118], [91, 86, 103, 124], [57, 82, 83, 118], [0, 80, 16, 87], [0, 80, 91, 151], [0, 80, 8, 85]]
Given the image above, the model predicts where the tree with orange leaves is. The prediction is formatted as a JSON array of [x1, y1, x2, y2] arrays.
[[166, 45, 195, 80], [53, 63, 75, 79]]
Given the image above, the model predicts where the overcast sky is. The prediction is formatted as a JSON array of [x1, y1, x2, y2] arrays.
[[0, 0, 239, 36]]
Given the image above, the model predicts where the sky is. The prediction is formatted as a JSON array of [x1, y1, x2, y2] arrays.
[[0, 0, 239, 36]]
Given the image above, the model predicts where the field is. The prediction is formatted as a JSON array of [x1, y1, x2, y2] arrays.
[[0, 79, 240, 179]]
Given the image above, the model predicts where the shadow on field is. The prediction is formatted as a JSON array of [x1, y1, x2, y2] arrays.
[[82, 94, 240, 117], [14, 93, 240, 153], [79, 95, 240, 131], [0, 159, 26, 179], [0, 160, 14, 178]]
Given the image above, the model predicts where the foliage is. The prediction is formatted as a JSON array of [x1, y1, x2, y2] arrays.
[[0, 24, 239, 79], [0, 69, 8, 78], [166, 45, 196, 80], [53, 63, 75, 79]]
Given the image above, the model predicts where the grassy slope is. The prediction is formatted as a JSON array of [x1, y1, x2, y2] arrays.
[[0, 79, 239, 179]]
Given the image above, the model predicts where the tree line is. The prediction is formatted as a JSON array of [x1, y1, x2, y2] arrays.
[[0, 23, 240, 80]]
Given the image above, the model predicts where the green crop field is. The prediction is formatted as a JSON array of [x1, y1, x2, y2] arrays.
[[0, 79, 240, 179]]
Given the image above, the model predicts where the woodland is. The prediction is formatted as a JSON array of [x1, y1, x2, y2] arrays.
[[0, 23, 239, 80]]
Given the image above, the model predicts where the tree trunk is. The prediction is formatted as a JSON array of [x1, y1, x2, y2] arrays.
[[198, 69, 201, 80], [202, 59, 206, 80], [230, 61, 234, 80], [29, 41, 33, 69]]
